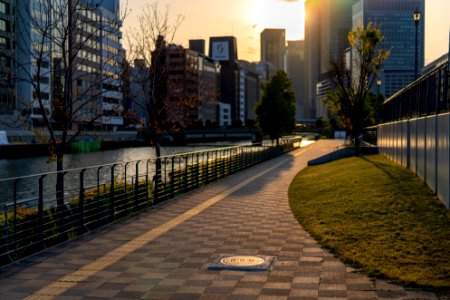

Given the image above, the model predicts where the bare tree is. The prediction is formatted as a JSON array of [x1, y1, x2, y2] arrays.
[[124, 2, 229, 200], [6, 0, 126, 208], [125, 2, 184, 157]]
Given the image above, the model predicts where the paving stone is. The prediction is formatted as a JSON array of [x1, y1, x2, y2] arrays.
[[318, 290, 348, 298], [232, 288, 262, 296], [0, 140, 442, 300], [292, 277, 320, 284], [261, 288, 290, 296], [289, 289, 319, 297], [347, 290, 378, 299]]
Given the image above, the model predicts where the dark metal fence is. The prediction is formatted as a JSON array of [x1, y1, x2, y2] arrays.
[[0, 138, 301, 266], [383, 59, 449, 122]]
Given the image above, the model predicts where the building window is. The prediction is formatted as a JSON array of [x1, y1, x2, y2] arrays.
[[0, 18, 10, 31], [32, 107, 50, 115], [33, 91, 50, 100], [0, 36, 9, 49], [33, 75, 49, 84], [0, 93, 14, 114], [33, 58, 50, 69], [0, 1, 8, 14], [0, 55, 10, 68]]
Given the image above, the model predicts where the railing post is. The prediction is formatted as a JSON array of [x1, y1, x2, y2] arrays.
[[38, 175, 47, 249], [196, 152, 200, 188], [214, 150, 218, 181], [134, 161, 140, 210], [146, 160, 150, 187], [222, 149, 225, 178], [2, 201, 10, 263], [184, 155, 189, 193], [13, 179, 19, 252], [170, 157, 175, 199], [110, 165, 116, 221], [124, 162, 130, 191], [154, 157, 161, 204], [97, 166, 103, 198], [163, 158, 167, 197], [205, 152, 209, 184], [228, 148, 232, 175], [79, 169, 86, 231]]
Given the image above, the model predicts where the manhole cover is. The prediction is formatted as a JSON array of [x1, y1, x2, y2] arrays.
[[221, 256, 265, 267], [208, 255, 275, 271]]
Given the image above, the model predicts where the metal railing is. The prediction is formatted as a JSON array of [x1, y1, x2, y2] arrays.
[[0, 138, 301, 266], [383, 59, 449, 122]]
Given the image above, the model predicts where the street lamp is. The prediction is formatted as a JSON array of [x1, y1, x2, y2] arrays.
[[413, 8, 421, 79], [376, 79, 382, 99]]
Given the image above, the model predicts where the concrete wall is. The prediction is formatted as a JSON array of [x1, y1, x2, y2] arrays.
[[378, 113, 450, 209]]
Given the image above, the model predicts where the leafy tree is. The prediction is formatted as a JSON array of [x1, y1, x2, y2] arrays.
[[255, 70, 296, 145], [325, 22, 389, 155]]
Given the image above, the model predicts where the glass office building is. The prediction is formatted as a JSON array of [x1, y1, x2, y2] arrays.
[[0, 0, 15, 117], [352, 0, 425, 98]]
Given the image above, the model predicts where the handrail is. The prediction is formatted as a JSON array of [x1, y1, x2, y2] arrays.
[[0, 137, 302, 266]]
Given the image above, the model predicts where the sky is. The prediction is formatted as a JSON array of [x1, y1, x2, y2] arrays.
[[123, 0, 450, 65]]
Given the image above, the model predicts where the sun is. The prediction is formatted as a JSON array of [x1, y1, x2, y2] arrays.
[[251, 0, 305, 40]]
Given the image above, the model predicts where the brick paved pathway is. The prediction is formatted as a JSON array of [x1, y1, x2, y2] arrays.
[[0, 140, 440, 299]]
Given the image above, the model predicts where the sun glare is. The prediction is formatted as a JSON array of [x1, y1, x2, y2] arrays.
[[252, 0, 305, 40]]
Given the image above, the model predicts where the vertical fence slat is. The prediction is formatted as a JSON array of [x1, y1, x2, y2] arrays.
[[134, 161, 139, 210], [38, 175, 46, 248], [79, 169, 86, 230], [110, 165, 116, 221]]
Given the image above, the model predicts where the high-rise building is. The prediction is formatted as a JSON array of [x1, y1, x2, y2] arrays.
[[260, 29, 286, 72], [96, 1, 125, 130], [286, 40, 305, 121], [0, 0, 15, 119], [9, 0, 124, 130], [209, 36, 240, 123], [189, 39, 206, 55], [304, 0, 357, 119], [197, 54, 220, 125], [352, 0, 425, 98], [238, 60, 260, 124], [189, 41, 221, 125], [16, 0, 54, 125]]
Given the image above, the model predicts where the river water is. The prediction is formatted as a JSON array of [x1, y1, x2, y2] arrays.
[[0, 141, 249, 180], [0, 138, 312, 209]]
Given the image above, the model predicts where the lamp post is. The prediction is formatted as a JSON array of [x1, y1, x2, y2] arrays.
[[413, 8, 421, 79]]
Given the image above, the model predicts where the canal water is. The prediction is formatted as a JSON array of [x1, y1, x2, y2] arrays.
[[0, 138, 311, 209], [0, 141, 249, 180]]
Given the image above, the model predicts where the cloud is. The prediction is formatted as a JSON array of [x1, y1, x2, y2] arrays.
[[277, 0, 300, 2]]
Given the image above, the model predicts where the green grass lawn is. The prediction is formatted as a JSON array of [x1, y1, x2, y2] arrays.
[[288, 154, 450, 289]]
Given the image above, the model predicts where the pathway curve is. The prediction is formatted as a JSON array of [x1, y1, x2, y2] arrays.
[[0, 140, 439, 299]]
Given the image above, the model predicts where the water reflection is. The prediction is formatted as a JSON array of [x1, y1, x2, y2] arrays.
[[0, 142, 249, 180]]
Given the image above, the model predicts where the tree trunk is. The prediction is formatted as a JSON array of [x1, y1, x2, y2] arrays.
[[354, 134, 361, 157]]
